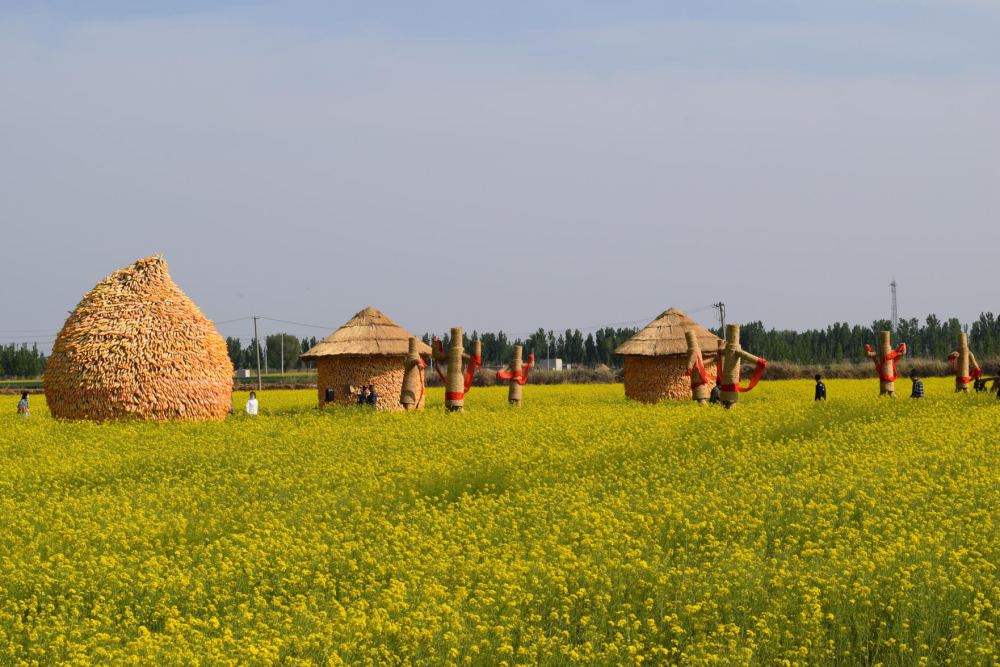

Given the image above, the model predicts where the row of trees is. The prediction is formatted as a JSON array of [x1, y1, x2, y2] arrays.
[[225, 335, 318, 372], [0, 343, 47, 378], [724, 313, 1000, 366], [12, 312, 1000, 378], [420, 327, 640, 368]]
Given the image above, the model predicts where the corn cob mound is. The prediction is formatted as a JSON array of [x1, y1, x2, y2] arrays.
[[317, 356, 406, 411], [43, 256, 234, 421], [623, 354, 718, 403]]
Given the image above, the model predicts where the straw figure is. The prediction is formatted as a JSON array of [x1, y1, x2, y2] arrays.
[[430, 327, 482, 412], [684, 330, 716, 405], [301, 307, 431, 411], [865, 331, 907, 397], [614, 308, 721, 403], [43, 255, 233, 421], [718, 324, 767, 409], [399, 337, 428, 410], [497, 345, 535, 406], [947, 332, 981, 394]]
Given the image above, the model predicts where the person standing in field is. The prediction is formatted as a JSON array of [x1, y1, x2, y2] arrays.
[[17, 392, 30, 417], [814, 374, 827, 401], [366, 384, 378, 408], [910, 371, 924, 399], [245, 391, 259, 415]]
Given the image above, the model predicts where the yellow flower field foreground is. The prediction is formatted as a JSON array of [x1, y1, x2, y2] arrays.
[[2, 380, 1000, 665]]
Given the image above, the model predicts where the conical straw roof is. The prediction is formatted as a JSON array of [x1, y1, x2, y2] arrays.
[[301, 307, 432, 358], [43, 255, 234, 421], [614, 307, 721, 357]]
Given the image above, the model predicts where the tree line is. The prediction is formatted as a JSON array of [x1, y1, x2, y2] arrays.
[[0, 343, 47, 378], [727, 313, 1000, 366], [420, 328, 641, 368], [225, 335, 318, 372], [10, 312, 1000, 379]]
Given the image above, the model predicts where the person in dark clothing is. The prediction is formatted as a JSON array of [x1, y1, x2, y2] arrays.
[[356, 386, 368, 406], [366, 384, 378, 408], [910, 370, 924, 399], [814, 374, 827, 401], [709, 383, 721, 404]]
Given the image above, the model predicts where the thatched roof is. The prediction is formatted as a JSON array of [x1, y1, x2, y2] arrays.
[[301, 307, 432, 359], [613, 308, 721, 357]]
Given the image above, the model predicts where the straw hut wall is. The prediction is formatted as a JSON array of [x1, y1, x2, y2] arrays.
[[43, 255, 234, 421], [301, 307, 431, 411], [614, 308, 721, 403]]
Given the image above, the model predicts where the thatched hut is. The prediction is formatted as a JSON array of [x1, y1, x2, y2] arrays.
[[301, 307, 432, 411], [614, 308, 721, 403], [43, 255, 234, 421]]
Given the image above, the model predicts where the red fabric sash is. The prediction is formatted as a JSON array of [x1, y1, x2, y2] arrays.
[[721, 358, 767, 393], [445, 391, 464, 402], [497, 354, 535, 386], [948, 355, 980, 383], [684, 353, 716, 388], [866, 344, 904, 382], [432, 338, 481, 394], [464, 354, 482, 392], [417, 357, 426, 406], [432, 339, 448, 383]]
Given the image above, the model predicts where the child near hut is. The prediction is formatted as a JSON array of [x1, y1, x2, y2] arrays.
[[366, 385, 378, 408], [245, 391, 259, 415], [17, 392, 30, 417]]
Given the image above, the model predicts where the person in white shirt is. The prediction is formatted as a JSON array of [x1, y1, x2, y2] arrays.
[[245, 391, 259, 415]]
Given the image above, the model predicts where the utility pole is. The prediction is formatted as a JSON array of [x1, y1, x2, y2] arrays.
[[280, 334, 284, 379], [890, 279, 898, 334], [713, 302, 726, 336], [253, 316, 262, 392]]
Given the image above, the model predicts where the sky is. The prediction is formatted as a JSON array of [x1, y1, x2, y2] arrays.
[[2, 0, 999, 350]]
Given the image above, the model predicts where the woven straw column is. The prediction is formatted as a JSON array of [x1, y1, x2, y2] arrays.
[[434, 327, 466, 412], [866, 331, 906, 397], [948, 332, 979, 393], [498, 344, 531, 406], [399, 337, 427, 410], [719, 324, 762, 409], [684, 331, 710, 405]]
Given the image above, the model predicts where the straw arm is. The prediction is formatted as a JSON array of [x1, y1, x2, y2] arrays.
[[864, 346, 876, 359], [897, 343, 907, 357], [685, 348, 700, 371], [736, 349, 760, 364], [947, 351, 958, 362], [969, 349, 980, 371]]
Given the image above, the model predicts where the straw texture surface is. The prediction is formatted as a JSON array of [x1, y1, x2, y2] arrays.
[[301, 307, 432, 359], [43, 255, 233, 421], [623, 355, 717, 403], [614, 308, 720, 357], [317, 356, 406, 411]]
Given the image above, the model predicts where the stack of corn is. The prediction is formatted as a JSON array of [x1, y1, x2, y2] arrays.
[[318, 357, 407, 411], [43, 255, 234, 421], [623, 355, 717, 403]]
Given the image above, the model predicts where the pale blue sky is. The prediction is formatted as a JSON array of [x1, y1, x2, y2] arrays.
[[2, 1, 999, 348]]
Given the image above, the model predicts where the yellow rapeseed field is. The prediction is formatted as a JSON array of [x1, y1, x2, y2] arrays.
[[2, 380, 1000, 665]]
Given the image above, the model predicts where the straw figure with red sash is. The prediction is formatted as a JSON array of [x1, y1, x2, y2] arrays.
[[718, 324, 767, 409], [947, 332, 981, 394], [399, 337, 430, 411], [684, 330, 717, 405], [497, 345, 534, 406], [865, 331, 907, 397], [430, 327, 482, 412]]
